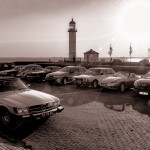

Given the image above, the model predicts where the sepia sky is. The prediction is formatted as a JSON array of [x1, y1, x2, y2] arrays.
[[0, 0, 150, 57]]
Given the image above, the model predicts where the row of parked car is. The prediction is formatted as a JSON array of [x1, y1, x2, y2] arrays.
[[0, 63, 150, 96], [0, 63, 150, 131]]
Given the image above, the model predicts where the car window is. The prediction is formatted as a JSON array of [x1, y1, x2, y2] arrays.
[[85, 69, 93, 75], [93, 69, 101, 75], [100, 69, 107, 75], [0, 78, 27, 92], [79, 67, 86, 73], [143, 72, 150, 78], [130, 73, 136, 78], [69, 68, 75, 73], [35, 66, 42, 71], [74, 68, 79, 73], [59, 67, 71, 72], [107, 69, 115, 74]]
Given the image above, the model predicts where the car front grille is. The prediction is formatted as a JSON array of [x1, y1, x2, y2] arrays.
[[28, 74, 38, 77], [29, 103, 54, 113], [136, 84, 150, 90]]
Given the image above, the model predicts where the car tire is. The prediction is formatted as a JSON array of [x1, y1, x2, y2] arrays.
[[41, 76, 46, 82], [0, 109, 14, 131], [120, 83, 125, 92], [62, 78, 67, 85], [92, 80, 98, 88]]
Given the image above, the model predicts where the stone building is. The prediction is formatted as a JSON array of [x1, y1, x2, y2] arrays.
[[84, 49, 99, 62]]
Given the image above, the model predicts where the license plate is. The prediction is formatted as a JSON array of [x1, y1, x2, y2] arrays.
[[42, 111, 53, 117], [139, 92, 148, 95]]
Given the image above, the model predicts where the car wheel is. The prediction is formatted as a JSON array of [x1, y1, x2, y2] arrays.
[[0, 109, 14, 131], [92, 80, 98, 88], [120, 83, 125, 92], [62, 78, 67, 85], [41, 76, 46, 82]]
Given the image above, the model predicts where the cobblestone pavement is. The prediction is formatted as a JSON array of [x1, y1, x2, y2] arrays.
[[0, 82, 150, 150]]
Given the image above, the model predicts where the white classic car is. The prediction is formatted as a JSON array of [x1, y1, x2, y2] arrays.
[[0, 77, 64, 131], [73, 68, 116, 88]]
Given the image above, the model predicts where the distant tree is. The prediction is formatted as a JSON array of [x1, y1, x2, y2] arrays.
[[129, 43, 133, 62], [108, 44, 113, 62]]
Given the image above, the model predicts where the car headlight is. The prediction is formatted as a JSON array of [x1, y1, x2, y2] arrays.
[[53, 101, 60, 106], [14, 107, 29, 114]]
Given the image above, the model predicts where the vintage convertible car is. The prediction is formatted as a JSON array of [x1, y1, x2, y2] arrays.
[[45, 66, 86, 85], [0, 77, 64, 130], [133, 71, 150, 96], [26, 66, 61, 82], [73, 68, 116, 88], [0, 65, 24, 77], [99, 71, 140, 92]]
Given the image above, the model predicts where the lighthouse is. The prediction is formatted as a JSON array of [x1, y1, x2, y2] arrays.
[[68, 18, 77, 62]]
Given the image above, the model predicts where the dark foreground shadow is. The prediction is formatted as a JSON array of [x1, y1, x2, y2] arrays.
[[0, 118, 48, 150]]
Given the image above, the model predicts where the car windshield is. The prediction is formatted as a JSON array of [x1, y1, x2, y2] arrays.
[[14, 66, 22, 71], [0, 78, 28, 92], [85, 69, 100, 75], [143, 72, 150, 79], [113, 72, 129, 77], [59, 67, 73, 72]]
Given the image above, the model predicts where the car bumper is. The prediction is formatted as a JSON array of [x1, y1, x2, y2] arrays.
[[27, 75, 40, 80], [100, 83, 119, 90], [18, 106, 64, 120], [131, 88, 150, 96], [75, 79, 92, 85], [45, 77, 62, 83]]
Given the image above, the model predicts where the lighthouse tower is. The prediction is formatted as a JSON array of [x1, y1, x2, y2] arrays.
[[68, 18, 77, 62]]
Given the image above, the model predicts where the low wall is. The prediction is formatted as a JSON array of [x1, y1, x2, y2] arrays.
[[14, 61, 150, 75]]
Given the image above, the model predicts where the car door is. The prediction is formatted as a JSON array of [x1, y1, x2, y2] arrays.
[[98, 69, 108, 81], [67, 68, 77, 81], [127, 73, 138, 88]]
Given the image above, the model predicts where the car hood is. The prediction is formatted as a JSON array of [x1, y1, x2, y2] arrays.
[[1, 89, 59, 108], [135, 78, 150, 84], [48, 71, 68, 76], [100, 76, 123, 83], [74, 74, 94, 79], [0, 69, 15, 73]]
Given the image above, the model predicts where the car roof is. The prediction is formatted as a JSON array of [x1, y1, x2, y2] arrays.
[[45, 66, 61, 68], [89, 67, 112, 70], [25, 64, 41, 67], [65, 66, 85, 68], [0, 76, 17, 80]]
